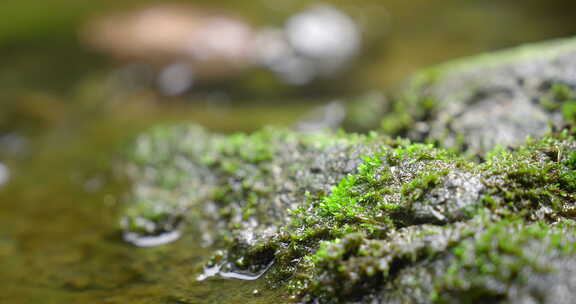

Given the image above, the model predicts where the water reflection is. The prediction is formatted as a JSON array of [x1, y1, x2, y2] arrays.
[[123, 229, 182, 247], [197, 258, 275, 281]]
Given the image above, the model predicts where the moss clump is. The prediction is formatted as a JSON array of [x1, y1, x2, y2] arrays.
[[119, 36, 576, 304], [291, 132, 576, 303], [290, 220, 484, 303], [539, 83, 576, 111], [284, 141, 481, 248], [480, 131, 576, 220], [380, 82, 437, 138], [122, 124, 385, 269], [121, 121, 576, 304], [121, 117, 576, 304], [373, 37, 576, 155], [122, 125, 218, 238], [563, 101, 576, 125], [434, 220, 576, 303]]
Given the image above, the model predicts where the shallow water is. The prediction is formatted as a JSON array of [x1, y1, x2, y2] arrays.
[[0, 103, 306, 303], [2, 0, 576, 303]]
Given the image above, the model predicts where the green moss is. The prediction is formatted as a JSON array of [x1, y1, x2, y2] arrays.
[[563, 101, 576, 124], [480, 132, 576, 218], [378, 66, 439, 137], [401, 171, 445, 201], [379, 37, 576, 155], [319, 155, 387, 220], [412, 37, 576, 86], [123, 122, 576, 304], [540, 83, 576, 111], [380, 91, 437, 137], [122, 126, 286, 242], [434, 220, 576, 303], [210, 131, 275, 164], [281, 132, 576, 302], [537, 82, 576, 126], [288, 141, 463, 243], [121, 196, 186, 237], [290, 219, 485, 303]]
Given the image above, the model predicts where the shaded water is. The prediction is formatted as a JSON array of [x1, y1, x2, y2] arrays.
[[2, 0, 576, 303]]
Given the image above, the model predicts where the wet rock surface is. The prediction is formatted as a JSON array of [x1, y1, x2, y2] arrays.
[[122, 126, 384, 273], [120, 37, 576, 303], [376, 37, 576, 155]]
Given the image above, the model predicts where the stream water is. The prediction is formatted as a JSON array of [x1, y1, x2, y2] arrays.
[[1, 1, 576, 303]]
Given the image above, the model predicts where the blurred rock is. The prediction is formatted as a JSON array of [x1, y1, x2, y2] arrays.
[[262, 4, 362, 85], [294, 101, 346, 132], [375, 36, 576, 155], [121, 123, 576, 303], [0, 162, 10, 187], [422, 38, 576, 154], [81, 3, 363, 95], [82, 4, 257, 95]]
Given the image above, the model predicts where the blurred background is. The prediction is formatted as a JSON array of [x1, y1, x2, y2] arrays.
[[2, 0, 576, 303]]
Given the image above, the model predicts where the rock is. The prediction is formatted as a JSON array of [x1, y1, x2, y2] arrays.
[[82, 4, 256, 78], [378, 37, 576, 155], [81, 4, 257, 95], [119, 37, 576, 303], [121, 121, 576, 303], [121, 125, 384, 270]]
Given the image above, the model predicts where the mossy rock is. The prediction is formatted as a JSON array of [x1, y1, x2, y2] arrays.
[[119, 36, 576, 303], [121, 122, 576, 303], [376, 37, 576, 155], [121, 125, 385, 267]]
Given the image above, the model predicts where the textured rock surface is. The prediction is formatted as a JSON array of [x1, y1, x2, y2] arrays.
[[377, 37, 576, 154], [120, 37, 576, 304], [122, 126, 385, 272], [121, 125, 576, 303]]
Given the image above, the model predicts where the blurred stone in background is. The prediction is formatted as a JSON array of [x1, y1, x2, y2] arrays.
[[262, 4, 360, 85], [82, 4, 257, 95], [81, 3, 362, 95]]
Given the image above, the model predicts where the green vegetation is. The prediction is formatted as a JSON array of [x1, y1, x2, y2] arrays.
[[373, 37, 576, 155], [539, 83, 575, 110], [380, 87, 437, 137], [122, 125, 576, 303], [479, 132, 576, 219], [117, 37, 576, 304], [434, 220, 576, 303]]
